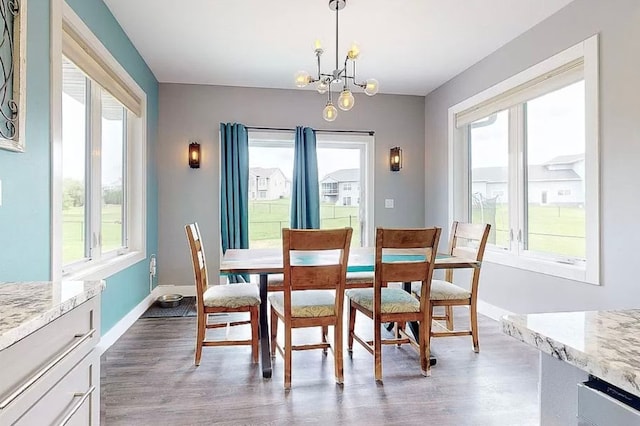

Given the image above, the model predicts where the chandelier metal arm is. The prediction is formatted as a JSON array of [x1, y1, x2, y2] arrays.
[[295, 0, 377, 121]]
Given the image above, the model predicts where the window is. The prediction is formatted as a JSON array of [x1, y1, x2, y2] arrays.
[[343, 183, 352, 191], [52, 6, 147, 280], [449, 35, 599, 284], [246, 132, 374, 249]]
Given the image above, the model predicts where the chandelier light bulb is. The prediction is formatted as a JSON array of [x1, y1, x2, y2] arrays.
[[338, 89, 355, 111], [294, 70, 311, 88], [364, 78, 379, 96], [347, 43, 360, 60], [323, 102, 338, 122], [294, 1, 377, 120], [317, 80, 329, 94]]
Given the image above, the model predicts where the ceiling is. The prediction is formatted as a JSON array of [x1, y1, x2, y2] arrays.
[[102, 0, 574, 96]]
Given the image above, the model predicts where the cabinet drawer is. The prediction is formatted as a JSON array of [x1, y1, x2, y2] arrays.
[[0, 297, 99, 418], [577, 382, 640, 426], [12, 351, 99, 426]]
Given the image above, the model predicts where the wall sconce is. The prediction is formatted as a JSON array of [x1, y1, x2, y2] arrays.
[[189, 142, 200, 169], [390, 146, 402, 172]]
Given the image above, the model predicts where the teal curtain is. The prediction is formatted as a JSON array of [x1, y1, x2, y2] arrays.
[[220, 123, 249, 282], [290, 126, 320, 229]]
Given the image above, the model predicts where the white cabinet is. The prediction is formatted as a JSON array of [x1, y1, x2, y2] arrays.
[[0, 296, 101, 425]]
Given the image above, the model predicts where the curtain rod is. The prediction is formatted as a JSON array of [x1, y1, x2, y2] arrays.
[[245, 126, 374, 136]]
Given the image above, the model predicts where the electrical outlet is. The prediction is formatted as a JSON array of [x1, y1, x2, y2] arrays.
[[149, 256, 157, 276], [384, 199, 394, 209]]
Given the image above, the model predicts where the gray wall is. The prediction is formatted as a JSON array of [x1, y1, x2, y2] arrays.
[[158, 84, 425, 287], [425, 0, 640, 313]]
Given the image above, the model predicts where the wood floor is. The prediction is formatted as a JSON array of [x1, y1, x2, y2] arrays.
[[101, 309, 540, 425]]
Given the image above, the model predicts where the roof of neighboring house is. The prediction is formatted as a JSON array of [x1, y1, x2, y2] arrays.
[[543, 153, 585, 166], [320, 168, 359, 183], [472, 165, 581, 183], [249, 167, 284, 178]]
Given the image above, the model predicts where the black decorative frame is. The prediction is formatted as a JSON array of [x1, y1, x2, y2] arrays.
[[0, 0, 25, 152]]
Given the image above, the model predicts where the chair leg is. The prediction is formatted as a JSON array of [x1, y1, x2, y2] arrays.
[[470, 303, 480, 353], [270, 307, 278, 358], [374, 314, 382, 382], [348, 302, 356, 354], [334, 321, 344, 385], [195, 310, 205, 366], [250, 306, 259, 363], [284, 321, 292, 390], [421, 304, 433, 377], [395, 321, 405, 346], [322, 325, 329, 355], [445, 305, 454, 330]]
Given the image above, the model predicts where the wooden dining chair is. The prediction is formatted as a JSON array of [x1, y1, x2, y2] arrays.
[[185, 223, 261, 366], [411, 221, 491, 353], [346, 227, 441, 381], [268, 227, 352, 390]]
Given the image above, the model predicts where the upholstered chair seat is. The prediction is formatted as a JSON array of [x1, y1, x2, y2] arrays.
[[345, 288, 420, 314], [203, 283, 261, 308], [269, 290, 336, 318], [411, 280, 471, 301]]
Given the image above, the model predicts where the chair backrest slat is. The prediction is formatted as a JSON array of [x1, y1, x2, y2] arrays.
[[283, 228, 352, 293], [375, 227, 441, 307], [379, 228, 437, 249], [449, 221, 491, 262], [185, 223, 208, 306], [287, 228, 353, 251]]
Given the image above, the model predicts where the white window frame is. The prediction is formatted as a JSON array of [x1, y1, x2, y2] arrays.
[[51, 2, 147, 281], [447, 35, 599, 285], [243, 131, 375, 247]]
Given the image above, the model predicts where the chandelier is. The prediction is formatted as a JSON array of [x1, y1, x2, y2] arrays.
[[294, 0, 379, 122]]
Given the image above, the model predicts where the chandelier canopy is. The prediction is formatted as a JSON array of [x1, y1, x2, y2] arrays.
[[294, 0, 379, 122]]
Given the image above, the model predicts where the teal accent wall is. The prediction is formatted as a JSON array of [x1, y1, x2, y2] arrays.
[[0, 0, 159, 335], [66, 0, 159, 334], [0, 0, 51, 280]]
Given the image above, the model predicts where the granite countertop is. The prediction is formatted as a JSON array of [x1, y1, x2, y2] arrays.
[[502, 309, 640, 397], [0, 280, 106, 351]]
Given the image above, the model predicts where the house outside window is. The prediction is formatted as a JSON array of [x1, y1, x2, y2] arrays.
[[449, 35, 599, 284], [246, 133, 374, 248]]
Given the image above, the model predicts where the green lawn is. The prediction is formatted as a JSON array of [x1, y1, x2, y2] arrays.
[[63, 201, 584, 263], [63, 204, 123, 264], [249, 198, 360, 248], [472, 204, 585, 258]]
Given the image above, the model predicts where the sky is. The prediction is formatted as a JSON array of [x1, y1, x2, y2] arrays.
[[471, 80, 585, 168], [62, 92, 124, 187], [249, 145, 361, 180]]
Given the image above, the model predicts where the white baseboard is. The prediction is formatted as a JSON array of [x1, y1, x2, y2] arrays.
[[97, 292, 156, 355], [477, 299, 514, 321], [96, 285, 195, 354]]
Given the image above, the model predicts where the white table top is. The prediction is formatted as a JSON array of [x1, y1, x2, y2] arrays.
[[220, 247, 480, 274], [502, 309, 640, 397]]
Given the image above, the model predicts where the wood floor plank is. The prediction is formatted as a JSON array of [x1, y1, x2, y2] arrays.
[[101, 309, 539, 425]]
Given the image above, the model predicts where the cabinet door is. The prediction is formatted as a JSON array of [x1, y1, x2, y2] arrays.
[[15, 351, 99, 426]]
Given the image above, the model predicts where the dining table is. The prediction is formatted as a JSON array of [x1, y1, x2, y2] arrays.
[[219, 246, 481, 379]]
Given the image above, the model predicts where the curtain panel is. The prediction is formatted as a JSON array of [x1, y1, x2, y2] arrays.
[[220, 123, 249, 283], [290, 126, 320, 229]]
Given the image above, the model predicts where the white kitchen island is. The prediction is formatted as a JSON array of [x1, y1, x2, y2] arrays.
[[502, 309, 640, 425], [0, 280, 105, 425]]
